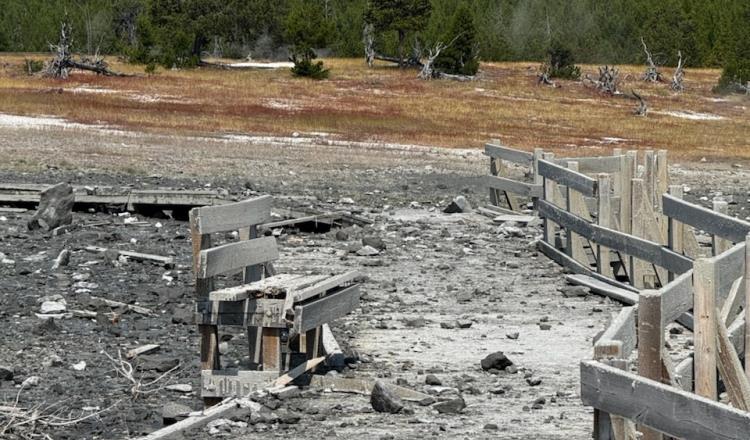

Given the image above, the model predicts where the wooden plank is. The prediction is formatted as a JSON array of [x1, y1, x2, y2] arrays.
[[554, 155, 624, 174], [208, 274, 322, 302], [478, 204, 516, 217], [532, 148, 544, 185], [492, 214, 537, 224], [715, 310, 750, 411], [715, 243, 746, 304], [536, 200, 692, 274], [260, 213, 343, 230], [581, 360, 750, 440], [262, 328, 281, 371], [485, 175, 542, 198], [195, 298, 286, 327], [537, 159, 598, 197], [198, 236, 278, 278], [129, 190, 220, 208], [484, 143, 533, 165], [598, 306, 637, 357], [638, 290, 665, 440], [489, 157, 501, 206], [659, 269, 694, 324], [293, 285, 360, 333], [274, 357, 325, 387], [191, 195, 273, 235], [694, 258, 718, 400], [663, 194, 750, 243], [84, 246, 175, 267], [565, 274, 639, 303], [597, 174, 613, 278], [667, 185, 685, 261], [542, 153, 558, 243], [631, 179, 649, 288], [201, 370, 279, 398], [537, 240, 637, 293], [720, 277, 743, 325], [126, 344, 160, 359], [566, 162, 590, 265], [321, 323, 345, 368], [713, 199, 732, 255], [745, 233, 750, 382], [287, 271, 360, 305]]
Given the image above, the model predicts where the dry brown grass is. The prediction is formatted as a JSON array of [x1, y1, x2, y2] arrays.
[[0, 54, 748, 160]]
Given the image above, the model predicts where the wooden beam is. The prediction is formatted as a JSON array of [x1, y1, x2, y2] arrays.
[[715, 310, 750, 411], [262, 327, 281, 372], [637, 290, 664, 440], [293, 285, 360, 333], [321, 323, 345, 368], [566, 162, 590, 265], [663, 194, 750, 243], [581, 360, 750, 440], [553, 155, 624, 174], [598, 306, 638, 357], [191, 195, 272, 235], [484, 143, 534, 165], [198, 237, 279, 278], [542, 153, 558, 243], [485, 175, 542, 198], [597, 173, 613, 278], [694, 258, 718, 400], [538, 159, 598, 197], [713, 199, 732, 255]]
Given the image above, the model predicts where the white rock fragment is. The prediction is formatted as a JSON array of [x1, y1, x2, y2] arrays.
[[71, 361, 86, 371]]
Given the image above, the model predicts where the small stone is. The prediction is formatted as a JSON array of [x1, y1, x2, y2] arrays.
[[526, 377, 542, 386], [165, 384, 193, 393], [162, 402, 192, 425], [456, 319, 472, 329], [370, 381, 404, 414], [559, 285, 590, 298], [506, 332, 520, 340], [440, 321, 456, 329], [481, 352, 513, 371], [405, 317, 426, 328], [444, 196, 472, 214], [425, 374, 442, 386], [539, 323, 552, 331], [71, 361, 86, 371], [356, 245, 380, 257], [362, 236, 386, 250], [0, 366, 13, 381], [22, 376, 40, 388], [40, 301, 66, 314], [433, 397, 466, 414], [335, 230, 349, 241], [484, 423, 499, 431]]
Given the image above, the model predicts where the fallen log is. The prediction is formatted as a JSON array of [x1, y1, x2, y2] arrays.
[[84, 246, 174, 268]]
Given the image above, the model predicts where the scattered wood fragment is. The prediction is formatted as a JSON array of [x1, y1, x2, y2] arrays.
[[274, 357, 325, 388], [84, 246, 174, 267], [493, 214, 536, 225], [309, 376, 432, 403], [321, 323, 345, 368], [89, 296, 153, 316], [127, 344, 161, 359]]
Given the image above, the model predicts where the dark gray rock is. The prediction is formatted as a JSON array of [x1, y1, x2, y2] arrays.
[[425, 374, 442, 386], [362, 236, 386, 250], [444, 196, 472, 214], [28, 183, 74, 231], [481, 352, 513, 371], [370, 381, 404, 414], [335, 230, 349, 241], [559, 285, 590, 298], [433, 397, 466, 414], [0, 366, 13, 381], [162, 402, 192, 425]]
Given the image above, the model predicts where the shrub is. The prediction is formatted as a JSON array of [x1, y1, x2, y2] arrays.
[[716, 59, 750, 93], [144, 62, 157, 74], [24, 59, 44, 75], [290, 45, 329, 80], [546, 41, 581, 80]]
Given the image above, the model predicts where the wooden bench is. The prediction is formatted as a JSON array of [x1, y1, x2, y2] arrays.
[[189, 195, 360, 405]]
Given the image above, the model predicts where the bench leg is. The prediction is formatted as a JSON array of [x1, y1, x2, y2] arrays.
[[199, 324, 222, 406], [262, 327, 281, 372]]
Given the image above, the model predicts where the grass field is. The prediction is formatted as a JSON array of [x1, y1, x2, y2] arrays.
[[0, 54, 748, 160]]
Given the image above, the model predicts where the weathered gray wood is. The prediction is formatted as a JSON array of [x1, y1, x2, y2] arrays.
[[537, 240, 637, 292], [720, 277, 743, 325], [191, 195, 273, 235], [554, 155, 624, 174], [597, 173, 613, 278], [694, 258, 718, 400], [208, 274, 325, 302], [293, 285, 360, 333], [287, 271, 360, 305], [84, 246, 175, 267], [659, 269, 694, 324], [492, 214, 537, 224], [537, 159, 598, 197], [274, 356, 325, 387], [581, 360, 750, 440], [485, 175, 542, 198], [715, 310, 750, 411], [537, 200, 692, 274], [598, 306, 637, 357], [713, 199, 732, 255], [484, 143, 534, 165], [201, 370, 279, 398], [674, 356, 694, 391], [638, 290, 665, 440], [195, 298, 286, 327], [260, 213, 343, 230], [663, 194, 750, 243], [198, 237, 279, 278], [321, 323, 345, 368], [565, 274, 639, 302], [567, 161, 590, 265]]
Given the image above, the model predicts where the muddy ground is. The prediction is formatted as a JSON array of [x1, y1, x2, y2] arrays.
[[0, 121, 748, 440]]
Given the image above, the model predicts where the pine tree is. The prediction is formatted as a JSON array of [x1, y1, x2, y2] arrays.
[[285, 0, 330, 79], [364, 0, 431, 67], [434, 4, 479, 76]]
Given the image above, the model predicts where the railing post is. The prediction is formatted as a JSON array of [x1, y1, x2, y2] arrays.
[[745, 233, 750, 382], [630, 178, 648, 288], [644, 150, 656, 207], [638, 290, 664, 440], [667, 185, 684, 282], [542, 152, 557, 245], [597, 173, 613, 278], [694, 258, 718, 400], [566, 161, 587, 263], [712, 198, 730, 255]]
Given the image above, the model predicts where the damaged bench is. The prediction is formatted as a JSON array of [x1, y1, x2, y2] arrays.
[[189, 195, 360, 406]]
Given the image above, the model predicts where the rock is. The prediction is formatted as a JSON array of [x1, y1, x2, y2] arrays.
[[404, 317, 426, 328], [335, 230, 349, 241], [356, 245, 380, 257], [28, 183, 75, 231], [559, 285, 589, 298], [40, 301, 66, 314], [433, 397, 466, 414], [139, 356, 180, 372], [362, 236, 386, 250], [444, 196, 472, 214], [484, 423, 499, 431], [277, 409, 302, 424], [370, 381, 404, 414], [527, 377, 542, 386], [165, 384, 193, 393], [22, 376, 40, 388], [0, 366, 13, 381], [339, 197, 355, 205], [33, 318, 61, 336], [425, 374, 442, 386], [440, 321, 456, 329], [71, 361, 86, 371], [270, 385, 301, 400], [481, 352, 513, 371], [51, 249, 70, 270], [162, 402, 192, 425], [456, 319, 472, 329], [171, 307, 193, 325], [539, 323, 552, 331], [506, 331, 520, 340]]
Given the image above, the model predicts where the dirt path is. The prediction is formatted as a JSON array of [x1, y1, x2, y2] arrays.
[[0, 120, 744, 439]]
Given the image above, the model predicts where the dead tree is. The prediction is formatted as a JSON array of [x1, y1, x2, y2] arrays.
[[585, 65, 620, 95], [632, 90, 648, 116], [641, 37, 663, 82], [44, 20, 129, 79], [537, 65, 556, 87], [671, 50, 685, 92], [418, 41, 446, 79], [363, 23, 375, 67]]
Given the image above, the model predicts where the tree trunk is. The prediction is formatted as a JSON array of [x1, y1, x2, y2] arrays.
[[398, 30, 405, 68]]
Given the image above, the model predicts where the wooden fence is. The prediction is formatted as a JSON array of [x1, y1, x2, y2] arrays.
[[485, 141, 750, 438]]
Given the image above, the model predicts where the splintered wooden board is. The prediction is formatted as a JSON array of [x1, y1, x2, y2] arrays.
[[493, 214, 537, 224], [201, 370, 279, 398], [208, 274, 330, 302]]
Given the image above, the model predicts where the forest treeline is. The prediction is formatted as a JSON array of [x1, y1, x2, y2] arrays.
[[0, 0, 748, 70]]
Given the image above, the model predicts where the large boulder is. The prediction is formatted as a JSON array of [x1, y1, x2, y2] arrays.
[[28, 183, 74, 231], [370, 380, 404, 414]]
